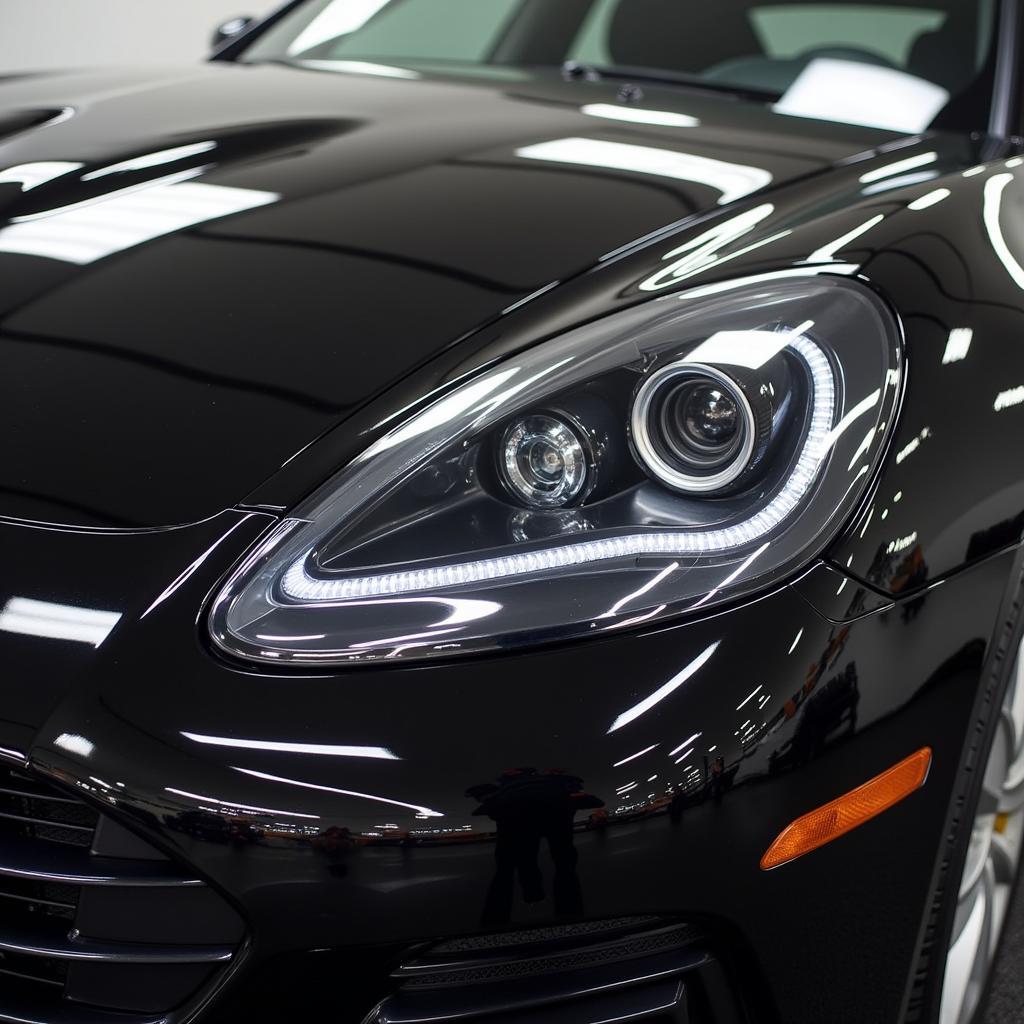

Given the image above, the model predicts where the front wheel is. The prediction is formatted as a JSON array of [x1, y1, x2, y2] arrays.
[[939, 637, 1024, 1024]]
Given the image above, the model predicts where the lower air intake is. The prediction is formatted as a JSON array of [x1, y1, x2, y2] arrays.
[[366, 919, 746, 1024], [0, 761, 244, 1022]]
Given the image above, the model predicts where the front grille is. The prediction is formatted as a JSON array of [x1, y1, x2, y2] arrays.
[[0, 874, 78, 920], [0, 760, 245, 1022], [0, 947, 68, 989], [370, 919, 747, 1024], [402, 924, 701, 989], [428, 915, 664, 955], [0, 767, 98, 847]]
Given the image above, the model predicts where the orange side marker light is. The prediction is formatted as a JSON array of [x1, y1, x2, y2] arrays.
[[760, 747, 932, 870]]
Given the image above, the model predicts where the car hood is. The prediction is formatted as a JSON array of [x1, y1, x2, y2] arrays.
[[0, 61, 892, 528]]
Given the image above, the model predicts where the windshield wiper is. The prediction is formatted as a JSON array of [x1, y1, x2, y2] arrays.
[[560, 61, 782, 103]]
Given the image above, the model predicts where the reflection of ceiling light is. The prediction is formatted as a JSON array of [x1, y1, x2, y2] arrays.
[[669, 732, 702, 757], [608, 642, 720, 733], [82, 141, 217, 181], [580, 103, 700, 128], [861, 170, 938, 196], [233, 766, 445, 817], [775, 60, 948, 133], [736, 685, 763, 711], [516, 138, 772, 205], [859, 152, 938, 184], [43, 107, 75, 128], [895, 437, 920, 463], [907, 187, 951, 211], [55, 733, 95, 757], [639, 204, 777, 292], [297, 58, 419, 79], [0, 597, 120, 646], [942, 328, 973, 364], [165, 787, 320, 820], [0, 178, 278, 264], [612, 743, 659, 767], [984, 174, 1024, 291], [288, 0, 391, 53], [599, 562, 678, 619], [994, 386, 1024, 412], [181, 732, 399, 760], [808, 214, 885, 262], [686, 321, 812, 370], [0, 161, 83, 191], [886, 532, 918, 554], [10, 166, 203, 223]]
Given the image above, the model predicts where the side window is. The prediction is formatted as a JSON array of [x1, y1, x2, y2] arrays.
[[323, 0, 524, 61], [748, 5, 946, 68]]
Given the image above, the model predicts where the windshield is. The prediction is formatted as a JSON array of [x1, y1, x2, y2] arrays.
[[240, 0, 1000, 133]]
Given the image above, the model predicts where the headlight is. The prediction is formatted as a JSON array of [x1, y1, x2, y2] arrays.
[[631, 360, 770, 494], [209, 273, 901, 665]]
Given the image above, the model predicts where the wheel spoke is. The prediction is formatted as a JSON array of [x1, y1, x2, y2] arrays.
[[941, 640, 1024, 1024], [981, 727, 1009, 809], [990, 830, 1018, 887], [941, 882, 988, 1024], [1000, 770, 1024, 814], [1009, 654, 1024, 757], [1001, 706, 1024, 767], [964, 864, 997, 1022], [959, 815, 994, 901]]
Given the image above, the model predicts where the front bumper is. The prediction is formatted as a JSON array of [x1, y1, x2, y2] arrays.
[[0, 511, 1012, 1022]]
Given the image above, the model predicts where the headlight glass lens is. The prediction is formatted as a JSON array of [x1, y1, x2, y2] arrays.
[[501, 415, 590, 508], [210, 274, 901, 665], [632, 362, 758, 493]]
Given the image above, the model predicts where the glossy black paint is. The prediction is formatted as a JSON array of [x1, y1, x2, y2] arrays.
[[1, 31, 1024, 1024], [0, 62, 889, 528]]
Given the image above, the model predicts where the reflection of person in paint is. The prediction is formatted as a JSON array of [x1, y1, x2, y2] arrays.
[[467, 767, 604, 926], [710, 756, 727, 804]]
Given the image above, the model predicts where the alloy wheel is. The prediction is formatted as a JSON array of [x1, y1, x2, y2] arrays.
[[939, 637, 1024, 1024]]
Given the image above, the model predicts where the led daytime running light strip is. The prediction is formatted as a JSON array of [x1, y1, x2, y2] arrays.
[[282, 335, 835, 601]]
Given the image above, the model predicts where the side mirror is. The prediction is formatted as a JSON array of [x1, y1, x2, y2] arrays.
[[212, 16, 255, 50]]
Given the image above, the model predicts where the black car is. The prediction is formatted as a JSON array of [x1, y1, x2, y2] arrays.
[[0, 1, 1021, 1021]]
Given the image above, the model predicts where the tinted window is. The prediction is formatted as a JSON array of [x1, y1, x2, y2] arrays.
[[749, 4, 947, 64], [250, 0, 523, 63], [242, 0, 999, 132]]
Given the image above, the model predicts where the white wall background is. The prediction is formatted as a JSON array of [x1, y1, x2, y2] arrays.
[[0, 1, 279, 72]]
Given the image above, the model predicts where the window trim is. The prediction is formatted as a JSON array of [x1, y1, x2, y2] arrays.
[[991, 0, 1021, 136], [211, 0, 308, 62]]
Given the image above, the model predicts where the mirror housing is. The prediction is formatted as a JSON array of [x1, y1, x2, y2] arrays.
[[212, 16, 255, 51]]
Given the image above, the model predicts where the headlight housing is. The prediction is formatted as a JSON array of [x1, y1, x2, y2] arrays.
[[209, 273, 901, 665]]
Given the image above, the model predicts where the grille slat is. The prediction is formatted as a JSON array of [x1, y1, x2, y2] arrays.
[[3, 770, 63, 795], [0, 785, 81, 806], [0, 959, 66, 988], [0, 833, 202, 887], [374, 923, 707, 1024], [0, 809, 95, 834], [0, 770, 100, 851], [0, 983, 167, 1024], [0, 916, 234, 964], [0, 763, 239, 1019], [0, 888, 76, 912], [0, 876, 77, 914]]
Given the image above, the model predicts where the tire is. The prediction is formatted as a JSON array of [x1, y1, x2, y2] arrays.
[[938, 636, 1024, 1024]]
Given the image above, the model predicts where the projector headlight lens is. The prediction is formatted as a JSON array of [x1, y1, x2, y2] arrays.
[[632, 363, 757, 493], [501, 415, 590, 508], [209, 273, 902, 665]]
